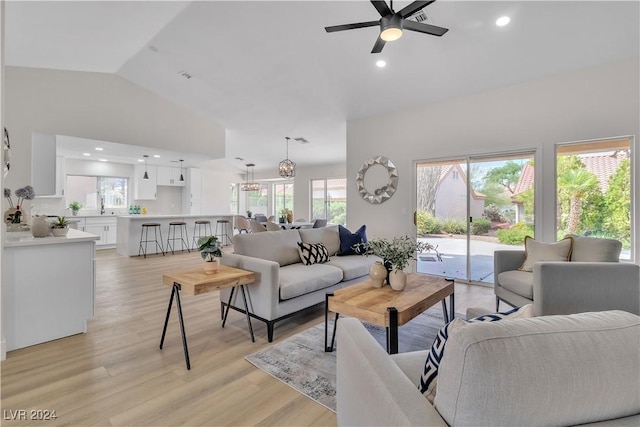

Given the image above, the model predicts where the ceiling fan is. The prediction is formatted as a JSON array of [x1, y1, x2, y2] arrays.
[[324, 0, 448, 54]]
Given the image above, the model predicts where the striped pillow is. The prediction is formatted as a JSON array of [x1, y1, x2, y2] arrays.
[[419, 304, 534, 403]]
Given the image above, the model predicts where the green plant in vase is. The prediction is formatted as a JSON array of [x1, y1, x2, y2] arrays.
[[68, 201, 82, 216], [198, 236, 223, 274], [51, 216, 70, 236]]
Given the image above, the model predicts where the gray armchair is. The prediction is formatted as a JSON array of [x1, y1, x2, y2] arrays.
[[494, 236, 640, 316]]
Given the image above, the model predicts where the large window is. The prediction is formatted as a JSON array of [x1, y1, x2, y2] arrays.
[[66, 175, 128, 211], [246, 184, 269, 217], [273, 182, 294, 218], [311, 178, 347, 225], [229, 183, 239, 215], [556, 137, 632, 260]]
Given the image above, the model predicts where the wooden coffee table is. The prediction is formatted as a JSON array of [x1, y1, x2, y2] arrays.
[[325, 274, 454, 354], [159, 265, 255, 369]]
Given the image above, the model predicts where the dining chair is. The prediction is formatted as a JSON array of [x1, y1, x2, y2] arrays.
[[266, 221, 283, 231], [312, 219, 327, 228], [234, 215, 250, 234], [267, 215, 276, 222], [254, 214, 268, 223], [249, 220, 267, 233]]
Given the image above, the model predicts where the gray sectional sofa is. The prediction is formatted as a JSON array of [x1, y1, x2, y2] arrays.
[[220, 226, 379, 341]]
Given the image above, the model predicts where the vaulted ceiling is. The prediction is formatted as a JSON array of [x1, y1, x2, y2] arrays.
[[5, 1, 639, 173]]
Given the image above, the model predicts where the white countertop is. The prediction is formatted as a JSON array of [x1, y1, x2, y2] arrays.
[[118, 214, 232, 219], [4, 228, 100, 247]]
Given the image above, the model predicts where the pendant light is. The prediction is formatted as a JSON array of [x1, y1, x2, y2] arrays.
[[278, 137, 296, 178], [241, 163, 260, 192], [179, 159, 184, 182], [142, 155, 149, 180]]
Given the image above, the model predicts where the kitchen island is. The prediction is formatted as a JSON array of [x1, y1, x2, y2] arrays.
[[2, 229, 99, 352], [116, 214, 234, 257]]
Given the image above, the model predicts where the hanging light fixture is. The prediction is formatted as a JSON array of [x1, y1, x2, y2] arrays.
[[241, 163, 260, 192], [142, 155, 149, 180], [179, 159, 184, 182], [278, 137, 296, 178]]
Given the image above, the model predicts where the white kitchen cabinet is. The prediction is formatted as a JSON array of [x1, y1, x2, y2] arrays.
[[32, 133, 59, 197], [157, 166, 185, 187], [85, 217, 117, 247], [134, 165, 157, 200], [181, 168, 202, 214]]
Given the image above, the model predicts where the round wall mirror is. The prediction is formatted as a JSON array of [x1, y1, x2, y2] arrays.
[[355, 156, 398, 204]]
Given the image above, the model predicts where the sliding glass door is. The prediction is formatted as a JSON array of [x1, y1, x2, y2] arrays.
[[416, 152, 535, 284]]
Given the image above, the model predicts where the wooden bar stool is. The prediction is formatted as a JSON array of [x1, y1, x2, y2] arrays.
[[166, 221, 190, 254], [216, 219, 233, 246], [138, 223, 165, 258], [192, 220, 213, 249]]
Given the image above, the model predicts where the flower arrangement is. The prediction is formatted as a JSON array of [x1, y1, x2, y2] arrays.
[[4, 186, 35, 223], [198, 236, 223, 262], [280, 208, 293, 223], [355, 235, 441, 272]]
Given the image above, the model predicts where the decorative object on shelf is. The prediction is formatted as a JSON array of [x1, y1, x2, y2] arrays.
[[368, 261, 387, 288], [355, 235, 441, 291], [241, 163, 260, 192], [3, 127, 10, 178], [179, 159, 185, 182], [142, 154, 149, 180], [68, 201, 82, 216], [280, 208, 293, 224], [4, 186, 35, 224], [198, 235, 223, 274], [50, 216, 70, 237], [31, 215, 51, 237], [278, 137, 296, 178], [356, 156, 398, 204]]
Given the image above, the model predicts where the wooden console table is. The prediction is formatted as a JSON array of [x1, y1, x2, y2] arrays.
[[159, 265, 255, 369], [325, 274, 454, 354]]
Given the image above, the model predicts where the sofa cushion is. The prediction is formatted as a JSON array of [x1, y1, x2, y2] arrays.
[[419, 305, 534, 403], [326, 254, 379, 281], [233, 229, 301, 266], [299, 226, 340, 256], [497, 270, 534, 299], [435, 310, 640, 427], [279, 263, 343, 300], [519, 236, 573, 272], [566, 234, 622, 262], [337, 225, 368, 256], [297, 242, 329, 265]]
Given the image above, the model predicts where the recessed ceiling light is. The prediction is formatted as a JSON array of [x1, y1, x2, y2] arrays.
[[82, 153, 91, 156], [496, 16, 510, 27], [99, 159, 108, 162], [376, 60, 387, 68], [137, 159, 144, 162], [153, 155, 161, 158], [95, 147, 103, 151]]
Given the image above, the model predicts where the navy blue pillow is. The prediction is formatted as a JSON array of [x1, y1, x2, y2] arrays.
[[337, 225, 367, 256]]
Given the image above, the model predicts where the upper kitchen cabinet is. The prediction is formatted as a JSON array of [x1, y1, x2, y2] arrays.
[[134, 164, 157, 200], [31, 133, 58, 196], [157, 166, 185, 187]]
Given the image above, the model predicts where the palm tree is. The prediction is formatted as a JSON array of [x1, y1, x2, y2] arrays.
[[558, 168, 598, 234]]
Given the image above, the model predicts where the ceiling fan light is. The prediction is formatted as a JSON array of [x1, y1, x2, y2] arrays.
[[381, 27, 402, 41]]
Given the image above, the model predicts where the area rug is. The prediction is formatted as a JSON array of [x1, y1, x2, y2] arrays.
[[245, 306, 453, 412]]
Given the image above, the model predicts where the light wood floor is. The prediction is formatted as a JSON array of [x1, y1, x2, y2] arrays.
[[1, 249, 495, 426]]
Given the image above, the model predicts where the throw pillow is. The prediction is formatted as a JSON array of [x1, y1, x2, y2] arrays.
[[564, 234, 622, 262], [297, 242, 329, 265], [518, 236, 573, 272], [419, 304, 534, 403], [337, 224, 367, 256]]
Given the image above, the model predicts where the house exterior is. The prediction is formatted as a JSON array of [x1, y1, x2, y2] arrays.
[[434, 164, 486, 221]]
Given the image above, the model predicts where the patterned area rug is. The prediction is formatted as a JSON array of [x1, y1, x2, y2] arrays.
[[245, 305, 451, 412]]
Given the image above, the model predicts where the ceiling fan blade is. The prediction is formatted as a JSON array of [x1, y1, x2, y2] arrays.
[[398, 1, 436, 18], [402, 19, 448, 36], [371, 36, 386, 54], [370, 0, 392, 17], [325, 20, 379, 33]]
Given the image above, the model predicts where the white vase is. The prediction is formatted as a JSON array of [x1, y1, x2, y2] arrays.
[[369, 261, 387, 288], [31, 215, 51, 238], [389, 269, 407, 291], [51, 227, 69, 237]]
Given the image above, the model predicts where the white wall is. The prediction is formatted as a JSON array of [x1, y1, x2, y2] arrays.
[[347, 58, 640, 261], [292, 162, 346, 223], [4, 66, 226, 198], [201, 168, 242, 214]]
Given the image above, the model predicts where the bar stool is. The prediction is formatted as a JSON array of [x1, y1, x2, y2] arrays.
[[138, 223, 165, 258], [216, 219, 233, 246], [166, 221, 190, 254], [192, 220, 213, 249]]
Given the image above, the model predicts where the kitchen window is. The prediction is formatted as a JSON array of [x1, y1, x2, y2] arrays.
[[66, 175, 129, 211]]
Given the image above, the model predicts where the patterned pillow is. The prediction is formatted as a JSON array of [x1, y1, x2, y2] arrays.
[[337, 224, 367, 256], [419, 304, 534, 403], [519, 236, 573, 272], [297, 242, 329, 265]]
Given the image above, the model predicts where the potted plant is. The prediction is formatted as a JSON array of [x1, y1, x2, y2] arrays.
[[246, 210, 252, 218], [356, 236, 441, 291], [198, 236, 223, 274], [280, 208, 293, 224], [51, 216, 70, 237], [68, 201, 82, 216]]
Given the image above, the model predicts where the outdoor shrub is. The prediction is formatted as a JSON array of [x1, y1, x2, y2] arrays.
[[482, 204, 505, 222], [471, 218, 491, 235], [496, 222, 533, 245], [441, 218, 466, 235], [416, 211, 441, 234]]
